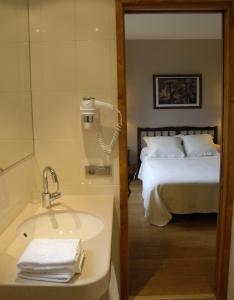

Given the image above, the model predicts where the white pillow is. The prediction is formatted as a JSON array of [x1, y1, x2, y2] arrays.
[[140, 147, 149, 161], [143, 136, 185, 158], [182, 134, 218, 157]]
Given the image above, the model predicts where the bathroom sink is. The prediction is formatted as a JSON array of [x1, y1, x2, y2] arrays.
[[17, 210, 104, 241], [0, 195, 114, 300]]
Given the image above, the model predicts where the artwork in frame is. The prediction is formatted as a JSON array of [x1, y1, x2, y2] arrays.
[[153, 74, 202, 109]]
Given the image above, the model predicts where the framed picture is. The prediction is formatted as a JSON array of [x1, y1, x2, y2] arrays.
[[153, 74, 202, 109]]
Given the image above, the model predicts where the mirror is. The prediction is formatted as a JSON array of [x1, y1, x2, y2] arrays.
[[125, 12, 223, 297], [0, 0, 34, 172]]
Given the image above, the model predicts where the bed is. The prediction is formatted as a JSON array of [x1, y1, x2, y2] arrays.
[[137, 126, 220, 226]]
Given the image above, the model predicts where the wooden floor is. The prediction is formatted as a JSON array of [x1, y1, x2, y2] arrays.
[[128, 180, 217, 298]]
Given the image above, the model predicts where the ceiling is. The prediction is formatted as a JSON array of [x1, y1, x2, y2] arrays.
[[125, 13, 222, 40]]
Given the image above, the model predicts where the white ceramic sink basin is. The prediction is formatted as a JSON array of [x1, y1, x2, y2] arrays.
[[17, 210, 104, 241], [0, 195, 114, 300]]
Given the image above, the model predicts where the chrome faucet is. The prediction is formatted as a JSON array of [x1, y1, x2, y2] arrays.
[[42, 166, 61, 208]]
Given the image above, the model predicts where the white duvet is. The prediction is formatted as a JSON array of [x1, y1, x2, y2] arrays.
[[138, 155, 220, 226]]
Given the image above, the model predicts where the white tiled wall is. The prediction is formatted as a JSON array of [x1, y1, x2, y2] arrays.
[[29, 0, 120, 285], [0, 157, 36, 234], [29, 0, 119, 200]]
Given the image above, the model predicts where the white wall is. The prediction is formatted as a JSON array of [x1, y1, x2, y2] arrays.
[[29, 0, 120, 283], [29, 0, 119, 199], [0, 158, 36, 234], [126, 39, 223, 164]]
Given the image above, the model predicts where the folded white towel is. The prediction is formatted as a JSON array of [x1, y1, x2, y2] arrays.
[[17, 238, 85, 283], [17, 239, 81, 271], [18, 272, 75, 283], [18, 250, 85, 283]]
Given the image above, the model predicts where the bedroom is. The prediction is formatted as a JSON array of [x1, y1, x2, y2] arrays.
[[125, 13, 223, 298]]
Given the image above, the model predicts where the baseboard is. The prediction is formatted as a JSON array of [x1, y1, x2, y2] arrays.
[[128, 294, 216, 300]]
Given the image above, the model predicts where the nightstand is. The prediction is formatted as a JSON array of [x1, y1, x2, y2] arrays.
[[128, 164, 137, 196]]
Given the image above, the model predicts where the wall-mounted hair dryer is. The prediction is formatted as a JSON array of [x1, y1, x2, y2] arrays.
[[80, 97, 122, 154]]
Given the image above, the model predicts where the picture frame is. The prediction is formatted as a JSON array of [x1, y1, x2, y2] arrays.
[[153, 74, 202, 109]]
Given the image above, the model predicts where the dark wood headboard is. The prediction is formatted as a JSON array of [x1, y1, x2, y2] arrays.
[[137, 126, 218, 167]]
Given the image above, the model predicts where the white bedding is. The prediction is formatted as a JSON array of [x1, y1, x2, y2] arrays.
[[138, 155, 220, 226]]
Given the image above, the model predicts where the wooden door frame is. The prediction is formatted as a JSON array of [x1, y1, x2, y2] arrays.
[[116, 1, 234, 300]]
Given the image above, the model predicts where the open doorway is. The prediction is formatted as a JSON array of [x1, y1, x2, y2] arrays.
[[116, 2, 234, 300], [125, 12, 223, 298]]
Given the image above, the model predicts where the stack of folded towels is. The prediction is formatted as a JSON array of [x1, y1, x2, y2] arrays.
[[17, 238, 85, 283]]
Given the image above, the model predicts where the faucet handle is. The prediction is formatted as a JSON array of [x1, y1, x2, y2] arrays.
[[51, 191, 61, 200]]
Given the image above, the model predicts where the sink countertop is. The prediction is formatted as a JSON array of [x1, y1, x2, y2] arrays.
[[0, 194, 114, 300]]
